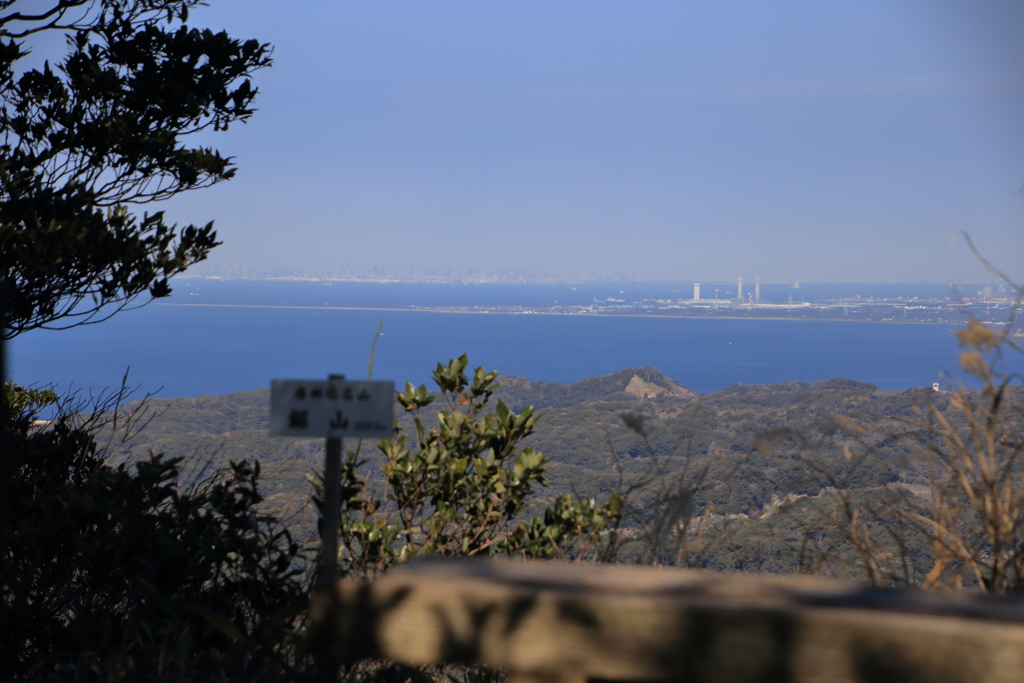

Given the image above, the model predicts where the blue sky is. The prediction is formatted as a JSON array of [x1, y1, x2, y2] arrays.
[[151, 1, 1024, 282]]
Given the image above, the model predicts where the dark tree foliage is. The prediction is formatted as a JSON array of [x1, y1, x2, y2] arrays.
[[0, 390, 309, 682], [0, 0, 271, 338], [0, 4, 299, 681]]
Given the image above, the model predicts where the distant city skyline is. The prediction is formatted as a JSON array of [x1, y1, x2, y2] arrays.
[[183, 261, 1008, 286], [69, 1, 1023, 283]]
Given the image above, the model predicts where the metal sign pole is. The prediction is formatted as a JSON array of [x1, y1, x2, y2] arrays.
[[319, 374, 344, 587], [318, 374, 343, 683]]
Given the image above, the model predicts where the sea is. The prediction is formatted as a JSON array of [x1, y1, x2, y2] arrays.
[[9, 279, 1016, 401]]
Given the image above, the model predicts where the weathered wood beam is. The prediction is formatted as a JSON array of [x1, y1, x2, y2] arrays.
[[313, 559, 1024, 683]]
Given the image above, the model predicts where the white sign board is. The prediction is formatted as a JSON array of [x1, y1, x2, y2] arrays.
[[270, 379, 394, 438]]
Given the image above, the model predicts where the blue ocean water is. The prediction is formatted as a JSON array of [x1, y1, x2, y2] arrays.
[[9, 280, 992, 400]]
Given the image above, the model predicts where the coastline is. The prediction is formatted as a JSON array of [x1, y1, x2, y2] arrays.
[[155, 301, 961, 326]]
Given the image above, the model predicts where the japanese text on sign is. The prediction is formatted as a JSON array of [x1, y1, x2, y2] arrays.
[[269, 379, 394, 438]]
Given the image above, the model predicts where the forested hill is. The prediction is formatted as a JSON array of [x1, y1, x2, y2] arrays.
[[496, 367, 695, 410], [117, 367, 893, 469], [121, 365, 692, 442], [111, 367, 937, 530]]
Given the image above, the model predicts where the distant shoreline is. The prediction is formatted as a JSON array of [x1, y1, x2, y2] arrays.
[[182, 275, 985, 286], [155, 301, 957, 326]]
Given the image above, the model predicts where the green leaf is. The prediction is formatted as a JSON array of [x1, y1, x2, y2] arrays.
[[189, 604, 245, 642]]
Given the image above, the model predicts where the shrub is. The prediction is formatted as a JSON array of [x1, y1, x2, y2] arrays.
[[312, 355, 622, 580], [1, 385, 309, 683], [763, 284, 1024, 591]]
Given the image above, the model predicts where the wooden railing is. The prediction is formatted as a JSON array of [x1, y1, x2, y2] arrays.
[[311, 558, 1024, 683]]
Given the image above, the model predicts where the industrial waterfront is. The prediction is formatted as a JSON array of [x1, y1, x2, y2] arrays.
[[402, 278, 1019, 326]]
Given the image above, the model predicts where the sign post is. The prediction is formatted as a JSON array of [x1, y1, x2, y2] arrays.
[[321, 375, 343, 587], [269, 374, 393, 683], [270, 375, 394, 580]]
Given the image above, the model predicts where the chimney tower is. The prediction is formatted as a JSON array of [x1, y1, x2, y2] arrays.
[[737, 277, 743, 302], [755, 277, 761, 304]]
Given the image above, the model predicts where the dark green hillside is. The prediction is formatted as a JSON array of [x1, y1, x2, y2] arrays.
[[114, 366, 695, 475], [113, 389, 323, 515], [104, 364, 1009, 578], [516, 373, 946, 575], [131, 389, 273, 439], [111, 368, 930, 529]]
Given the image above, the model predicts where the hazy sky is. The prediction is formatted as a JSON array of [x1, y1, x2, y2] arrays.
[[141, 2, 1022, 281]]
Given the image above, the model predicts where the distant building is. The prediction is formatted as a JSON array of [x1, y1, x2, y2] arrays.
[[694, 283, 701, 300], [737, 277, 743, 302], [755, 277, 761, 304]]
